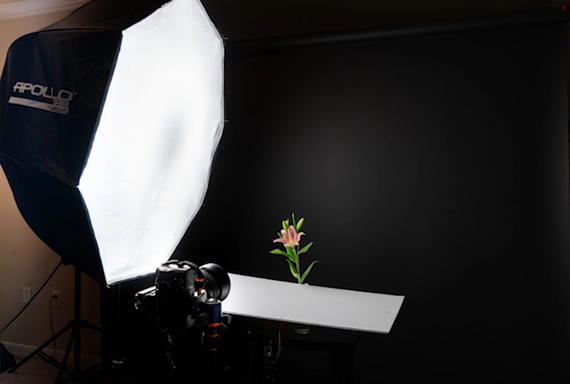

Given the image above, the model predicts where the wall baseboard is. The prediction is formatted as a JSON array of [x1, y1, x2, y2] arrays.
[[0, 341, 101, 370]]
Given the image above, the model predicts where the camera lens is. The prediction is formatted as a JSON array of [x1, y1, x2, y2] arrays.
[[199, 263, 230, 301]]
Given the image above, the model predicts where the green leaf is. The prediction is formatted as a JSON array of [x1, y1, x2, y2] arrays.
[[277, 232, 283, 238], [296, 217, 304, 232], [285, 258, 299, 278], [286, 246, 297, 262], [292, 213, 297, 229], [270, 249, 295, 262], [298, 241, 313, 255], [300, 260, 319, 284]]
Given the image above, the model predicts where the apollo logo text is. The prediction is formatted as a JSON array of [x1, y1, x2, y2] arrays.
[[13, 82, 74, 102], [8, 81, 76, 116]]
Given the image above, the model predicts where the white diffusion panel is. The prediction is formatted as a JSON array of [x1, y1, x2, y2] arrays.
[[79, 0, 224, 285]]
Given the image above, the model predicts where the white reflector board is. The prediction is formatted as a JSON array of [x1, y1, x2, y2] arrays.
[[79, 0, 224, 285], [223, 274, 405, 334]]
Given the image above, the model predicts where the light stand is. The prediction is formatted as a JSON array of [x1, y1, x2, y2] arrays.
[[8, 266, 101, 383]]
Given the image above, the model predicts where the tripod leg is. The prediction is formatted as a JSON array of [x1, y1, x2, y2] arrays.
[[8, 323, 73, 373], [56, 322, 76, 383]]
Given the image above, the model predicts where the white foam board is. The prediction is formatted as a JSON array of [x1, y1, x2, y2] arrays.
[[223, 273, 405, 334]]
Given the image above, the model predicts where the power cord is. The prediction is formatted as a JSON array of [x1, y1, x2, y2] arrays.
[[0, 261, 62, 337]]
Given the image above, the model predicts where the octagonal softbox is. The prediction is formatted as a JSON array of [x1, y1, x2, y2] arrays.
[[0, 0, 225, 285]]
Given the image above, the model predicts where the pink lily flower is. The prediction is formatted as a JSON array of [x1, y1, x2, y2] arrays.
[[273, 225, 305, 248]]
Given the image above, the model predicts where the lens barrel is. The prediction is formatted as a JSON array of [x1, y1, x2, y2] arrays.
[[200, 263, 231, 301]]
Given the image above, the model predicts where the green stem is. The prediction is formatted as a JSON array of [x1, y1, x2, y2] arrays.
[[295, 246, 301, 284]]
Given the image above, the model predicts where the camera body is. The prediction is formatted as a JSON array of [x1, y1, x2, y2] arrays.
[[134, 260, 232, 380], [135, 260, 230, 336]]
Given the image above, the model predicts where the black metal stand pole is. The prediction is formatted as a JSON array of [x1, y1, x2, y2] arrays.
[[8, 266, 101, 383]]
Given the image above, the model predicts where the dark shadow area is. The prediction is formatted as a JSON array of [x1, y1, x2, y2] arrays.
[[102, 21, 570, 384]]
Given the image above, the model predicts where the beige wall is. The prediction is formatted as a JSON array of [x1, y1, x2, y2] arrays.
[[0, 11, 101, 361]]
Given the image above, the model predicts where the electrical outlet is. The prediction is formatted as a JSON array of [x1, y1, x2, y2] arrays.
[[52, 291, 60, 308], [23, 287, 31, 303]]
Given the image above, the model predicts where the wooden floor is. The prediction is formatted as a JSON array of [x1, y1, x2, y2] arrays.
[[0, 356, 110, 384], [1, 356, 69, 384]]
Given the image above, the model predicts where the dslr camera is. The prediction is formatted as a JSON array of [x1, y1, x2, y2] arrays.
[[135, 260, 231, 351]]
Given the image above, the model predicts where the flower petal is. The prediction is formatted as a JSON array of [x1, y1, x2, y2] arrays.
[[287, 226, 298, 246], [288, 225, 296, 237]]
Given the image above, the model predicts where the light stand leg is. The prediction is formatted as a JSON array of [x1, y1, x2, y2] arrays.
[[74, 266, 81, 377], [7, 323, 74, 376], [8, 266, 101, 383]]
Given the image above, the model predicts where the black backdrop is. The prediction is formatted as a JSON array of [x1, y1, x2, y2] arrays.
[[106, 21, 570, 383]]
